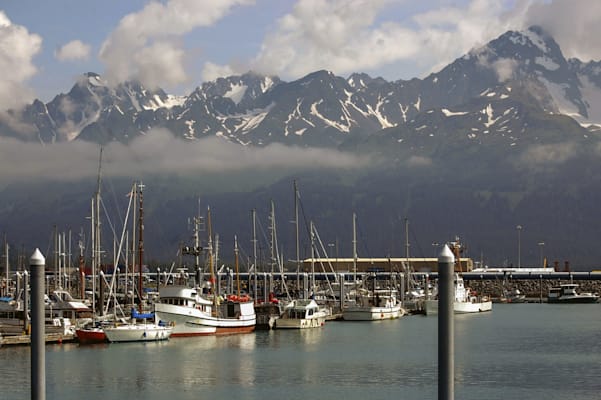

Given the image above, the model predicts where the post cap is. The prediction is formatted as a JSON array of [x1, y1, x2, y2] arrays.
[[438, 244, 455, 264], [30, 248, 45, 266]]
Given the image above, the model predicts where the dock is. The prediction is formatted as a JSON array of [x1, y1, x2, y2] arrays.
[[0, 332, 76, 347]]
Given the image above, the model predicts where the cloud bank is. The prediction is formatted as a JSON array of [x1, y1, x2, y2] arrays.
[[524, 0, 601, 62], [247, 0, 521, 80], [0, 11, 42, 110], [98, 0, 253, 89], [0, 129, 369, 186]]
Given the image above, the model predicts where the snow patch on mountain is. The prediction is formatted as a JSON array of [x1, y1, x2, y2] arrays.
[[442, 108, 468, 117], [535, 56, 560, 71], [310, 100, 351, 133], [184, 120, 195, 139], [88, 74, 106, 87], [224, 83, 247, 105], [577, 75, 601, 126], [483, 104, 501, 128], [261, 77, 275, 93], [366, 96, 394, 128], [414, 96, 421, 112], [230, 106, 272, 133], [144, 94, 186, 111], [538, 77, 580, 117]]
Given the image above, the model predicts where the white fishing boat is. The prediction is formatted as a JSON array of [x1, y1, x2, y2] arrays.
[[424, 274, 492, 315], [154, 286, 256, 336], [155, 210, 256, 336], [274, 299, 327, 329], [343, 288, 404, 321], [547, 283, 599, 303]]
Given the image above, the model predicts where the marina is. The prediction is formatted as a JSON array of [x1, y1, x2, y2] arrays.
[[2, 303, 601, 400]]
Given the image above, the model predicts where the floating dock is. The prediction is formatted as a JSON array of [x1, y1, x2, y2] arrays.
[[0, 332, 76, 347]]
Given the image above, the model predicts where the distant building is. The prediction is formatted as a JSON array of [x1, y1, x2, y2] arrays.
[[301, 257, 473, 273]]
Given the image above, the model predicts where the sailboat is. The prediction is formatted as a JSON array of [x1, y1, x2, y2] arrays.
[[342, 213, 404, 321], [154, 206, 256, 336], [76, 149, 108, 344], [103, 308, 172, 343]]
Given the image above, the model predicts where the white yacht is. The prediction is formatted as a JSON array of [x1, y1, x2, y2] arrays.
[[424, 274, 492, 315], [342, 288, 404, 321], [274, 299, 327, 329]]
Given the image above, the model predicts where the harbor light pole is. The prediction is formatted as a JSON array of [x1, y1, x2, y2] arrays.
[[432, 242, 439, 257], [516, 225, 522, 269], [538, 242, 545, 267]]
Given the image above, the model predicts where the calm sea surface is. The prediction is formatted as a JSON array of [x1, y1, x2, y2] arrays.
[[2, 303, 601, 400]]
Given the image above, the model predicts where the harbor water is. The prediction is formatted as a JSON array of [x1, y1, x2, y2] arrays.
[[2, 303, 601, 400]]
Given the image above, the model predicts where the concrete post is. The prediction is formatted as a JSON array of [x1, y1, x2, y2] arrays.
[[438, 244, 455, 400], [30, 248, 46, 400]]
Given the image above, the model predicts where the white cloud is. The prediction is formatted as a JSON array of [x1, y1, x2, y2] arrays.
[[202, 62, 235, 82], [0, 11, 42, 111], [0, 129, 369, 186], [98, 0, 254, 89], [406, 155, 432, 167], [491, 58, 519, 82], [245, 0, 529, 81], [55, 39, 91, 62], [519, 142, 578, 167]]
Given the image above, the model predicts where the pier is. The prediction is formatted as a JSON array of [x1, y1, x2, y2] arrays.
[[0, 332, 75, 347]]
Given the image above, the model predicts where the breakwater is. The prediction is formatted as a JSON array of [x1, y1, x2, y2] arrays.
[[465, 277, 601, 299]]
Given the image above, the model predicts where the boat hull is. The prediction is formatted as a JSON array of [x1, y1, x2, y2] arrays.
[[547, 297, 599, 304], [424, 299, 493, 315], [75, 328, 107, 344], [104, 324, 172, 342], [154, 303, 256, 337], [342, 305, 403, 321], [274, 315, 326, 329]]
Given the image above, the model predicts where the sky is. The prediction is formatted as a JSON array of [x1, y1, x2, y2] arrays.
[[2, 0, 601, 110], [1, 0, 601, 187]]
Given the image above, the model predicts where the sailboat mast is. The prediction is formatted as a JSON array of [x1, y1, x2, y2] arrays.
[[130, 183, 136, 310], [207, 207, 215, 283], [194, 198, 201, 280], [270, 200, 276, 274], [90, 197, 96, 316], [310, 220, 315, 295], [294, 180, 300, 275], [352, 213, 357, 285], [137, 182, 145, 312], [251, 208, 257, 300], [206, 206, 217, 315], [3, 235, 8, 297], [404, 218, 410, 260], [235, 235, 240, 296]]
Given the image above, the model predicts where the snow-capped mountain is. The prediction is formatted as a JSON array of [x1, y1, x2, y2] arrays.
[[2, 26, 601, 149]]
